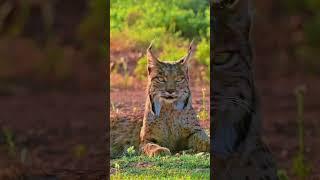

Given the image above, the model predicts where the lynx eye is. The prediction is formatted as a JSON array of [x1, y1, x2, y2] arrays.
[[176, 77, 184, 83], [214, 52, 232, 65], [157, 77, 166, 83]]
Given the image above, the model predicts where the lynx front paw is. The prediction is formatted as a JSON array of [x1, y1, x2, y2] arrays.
[[141, 143, 171, 157], [151, 147, 171, 157], [198, 139, 210, 152], [188, 132, 210, 152]]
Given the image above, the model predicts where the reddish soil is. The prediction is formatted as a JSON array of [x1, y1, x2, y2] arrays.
[[258, 77, 320, 179], [0, 92, 107, 179]]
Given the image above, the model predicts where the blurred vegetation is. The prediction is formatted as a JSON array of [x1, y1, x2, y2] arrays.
[[0, 0, 106, 92], [2, 127, 16, 157], [197, 88, 209, 121], [277, 169, 289, 180], [111, 0, 210, 81], [292, 86, 311, 179], [78, 0, 107, 58], [283, 0, 320, 74], [73, 144, 88, 159]]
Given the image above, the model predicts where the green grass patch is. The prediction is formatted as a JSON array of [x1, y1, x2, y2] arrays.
[[111, 153, 210, 180]]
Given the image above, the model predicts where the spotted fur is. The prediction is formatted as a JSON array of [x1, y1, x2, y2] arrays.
[[140, 42, 209, 156], [110, 43, 209, 158], [212, 0, 278, 179]]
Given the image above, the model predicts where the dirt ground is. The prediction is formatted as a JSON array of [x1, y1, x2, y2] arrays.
[[0, 92, 107, 179], [257, 76, 320, 179], [253, 2, 320, 177]]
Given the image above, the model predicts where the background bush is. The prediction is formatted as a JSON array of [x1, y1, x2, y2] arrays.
[[111, 0, 210, 81], [283, 0, 320, 74]]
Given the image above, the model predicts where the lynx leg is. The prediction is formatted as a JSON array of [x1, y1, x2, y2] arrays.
[[140, 142, 171, 157], [187, 130, 210, 152]]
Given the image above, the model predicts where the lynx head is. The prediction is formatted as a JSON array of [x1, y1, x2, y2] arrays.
[[146, 41, 193, 116], [212, 0, 257, 158]]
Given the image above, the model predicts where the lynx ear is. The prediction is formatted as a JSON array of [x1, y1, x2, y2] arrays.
[[146, 42, 160, 74], [178, 40, 194, 66], [214, 0, 253, 42], [227, 0, 240, 9]]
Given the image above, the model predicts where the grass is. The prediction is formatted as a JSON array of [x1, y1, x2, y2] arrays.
[[292, 85, 311, 179], [278, 85, 313, 179], [1, 128, 30, 165], [2, 127, 16, 156], [110, 153, 210, 180]]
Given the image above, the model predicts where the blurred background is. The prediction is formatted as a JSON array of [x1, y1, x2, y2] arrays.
[[0, 0, 319, 179], [253, 0, 320, 179], [0, 0, 106, 179]]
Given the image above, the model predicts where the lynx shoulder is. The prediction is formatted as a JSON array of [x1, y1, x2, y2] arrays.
[[140, 42, 209, 156], [110, 42, 209, 158]]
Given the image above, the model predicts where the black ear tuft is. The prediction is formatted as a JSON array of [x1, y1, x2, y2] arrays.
[[178, 40, 194, 66], [146, 41, 161, 73]]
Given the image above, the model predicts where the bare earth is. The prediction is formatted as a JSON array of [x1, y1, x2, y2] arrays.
[[0, 93, 107, 179]]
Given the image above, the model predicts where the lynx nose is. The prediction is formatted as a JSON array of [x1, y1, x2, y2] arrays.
[[166, 89, 175, 94]]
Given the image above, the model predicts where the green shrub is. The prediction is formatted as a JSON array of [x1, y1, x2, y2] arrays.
[[195, 38, 210, 81], [111, 0, 208, 39], [112, 0, 210, 82], [78, 0, 106, 57], [134, 56, 148, 80], [283, 0, 320, 73], [277, 169, 289, 180]]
